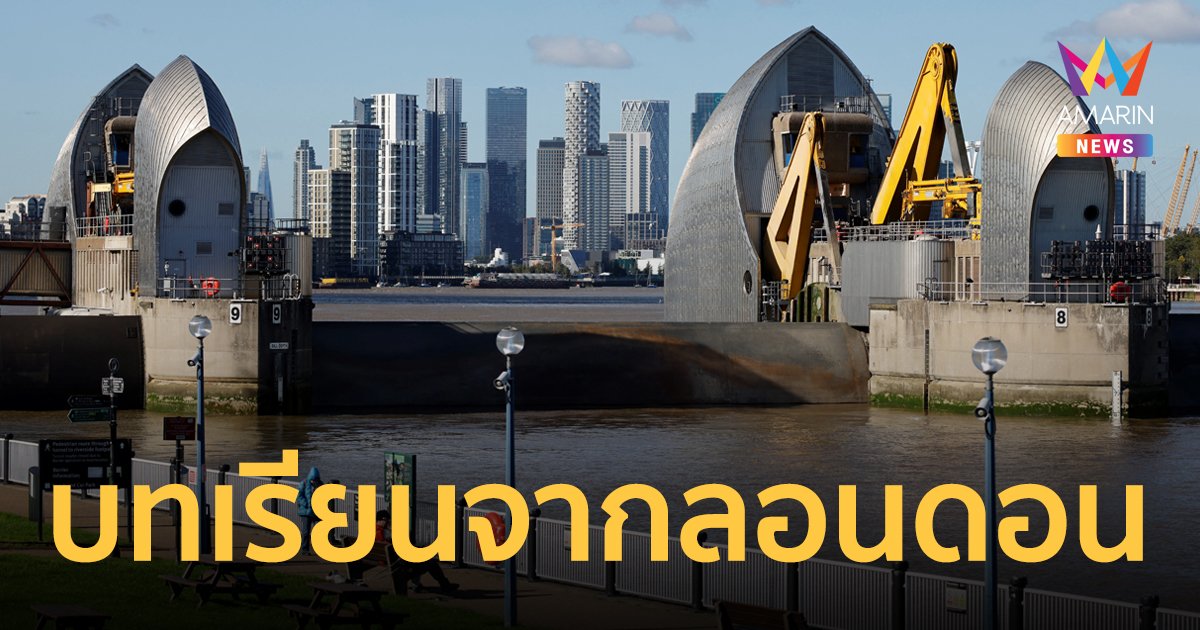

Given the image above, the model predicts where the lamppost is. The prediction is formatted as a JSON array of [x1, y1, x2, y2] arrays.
[[971, 336, 1007, 630], [493, 327, 525, 628], [188, 315, 212, 555]]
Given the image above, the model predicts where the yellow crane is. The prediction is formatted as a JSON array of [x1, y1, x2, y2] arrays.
[[1162, 146, 1192, 237], [870, 43, 981, 225], [540, 223, 584, 271]]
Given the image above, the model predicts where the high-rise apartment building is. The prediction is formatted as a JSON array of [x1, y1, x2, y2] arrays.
[[293, 139, 318, 221], [256, 149, 273, 222], [1115, 169, 1147, 228], [373, 94, 419, 234], [425, 78, 463, 236], [308, 169, 351, 276], [608, 131, 652, 251], [579, 148, 609, 252], [353, 97, 375, 125], [620, 100, 668, 249], [535, 137, 565, 258], [562, 81, 600, 250], [691, 92, 724, 146], [460, 163, 489, 260], [329, 122, 381, 277], [486, 87, 527, 259], [459, 121, 469, 163]]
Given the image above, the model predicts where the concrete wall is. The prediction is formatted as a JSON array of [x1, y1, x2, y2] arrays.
[[313, 321, 869, 411], [869, 300, 1169, 416], [0, 315, 144, 409], [139, 297, 260, 413]]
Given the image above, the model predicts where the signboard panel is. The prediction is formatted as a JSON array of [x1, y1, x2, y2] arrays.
[[68, 407, 113, 423], [37, 439, 131, 489], [101, 377, 125, 395], [271, 303, 282, 325], [385, 452, 416, 529], [1055, 307, 1069, 328], [229, 302, 243, 325], [68, 395, 109, 408], [162, 416, 196, 441], [269, 342, 289, 351]]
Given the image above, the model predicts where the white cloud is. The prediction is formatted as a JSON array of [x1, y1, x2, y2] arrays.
[[528, 36, 634, 69], [88, 13, 119, 28], [1054, 0, 1200, 43], [627, 13, 693, 41]]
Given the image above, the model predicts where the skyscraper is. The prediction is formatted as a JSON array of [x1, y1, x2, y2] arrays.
[[373, 93, 419, 234], [256, 149, 273, 222], [562, 81, 600, 250], [535, 137, 565, 258], [308, 169, 351, 276], [1115, 169, 1147, 230], [329, 122, 381, 277], [486, 87, 527, 259], [579, 147, 609, 252], [608, 131, 652, 250], [691, 92, 724, 146], [353, 97, 375, 125], [294, 139, 318, 221], [620, 100, 668, 248], [459, 121, 469, 163], [426, 77, 463, 236], [460, 163, 489, 260]]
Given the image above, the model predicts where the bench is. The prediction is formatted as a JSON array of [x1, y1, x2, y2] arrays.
[[159, 560, 282, 606], [345, 542, 415, 595], [715, 601, 810, 630], [284, 582, 406, 629], [31, 604, 110, 629]]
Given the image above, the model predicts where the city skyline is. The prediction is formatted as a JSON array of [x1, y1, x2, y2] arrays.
[[3, 0, 1197, 223]]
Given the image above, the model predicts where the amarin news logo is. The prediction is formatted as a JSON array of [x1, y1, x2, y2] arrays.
[[1057, 39, 1152, 97], [1055, 38, 1154, 158]]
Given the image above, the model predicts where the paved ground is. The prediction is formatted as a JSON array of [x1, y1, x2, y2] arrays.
[[0, 483, 710, 629]]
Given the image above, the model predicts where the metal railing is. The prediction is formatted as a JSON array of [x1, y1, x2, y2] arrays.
[[828, 219, 975, 243], [261, 274, 304, 301], [76, 214, 134, 237], [919, 279, 1168, 304], [160, 277, 241, 300], [3, 435, 1197, 630]]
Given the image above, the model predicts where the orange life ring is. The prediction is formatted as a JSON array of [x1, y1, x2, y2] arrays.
[[1109, 281, 1130, 304], [201, 277, 220, 298]]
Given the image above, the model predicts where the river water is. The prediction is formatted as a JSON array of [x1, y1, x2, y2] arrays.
[[3, 404, 1196, 609]]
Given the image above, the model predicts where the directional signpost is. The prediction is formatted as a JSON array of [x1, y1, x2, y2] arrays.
[[68, 407, 114, 423]]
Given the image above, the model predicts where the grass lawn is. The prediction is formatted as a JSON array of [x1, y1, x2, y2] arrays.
[[0, 513, 507, 628]]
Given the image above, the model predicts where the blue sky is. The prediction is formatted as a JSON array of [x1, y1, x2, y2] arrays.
[[3, 0, 1198, 222]]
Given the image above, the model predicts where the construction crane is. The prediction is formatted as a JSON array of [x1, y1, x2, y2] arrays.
[[870, 43, 980, 225], [540, 223, 584, 271], [1162, 146, 1192, 237]]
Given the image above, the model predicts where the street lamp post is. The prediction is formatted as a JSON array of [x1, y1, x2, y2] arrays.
[[188, 315, 213, 555], [494, 327, 525, 628], [971, 336, 1007, 630]]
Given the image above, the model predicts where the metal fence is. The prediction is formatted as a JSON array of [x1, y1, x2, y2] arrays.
[[3, 435, 1197, 630], [918, 279, 1168, 305]]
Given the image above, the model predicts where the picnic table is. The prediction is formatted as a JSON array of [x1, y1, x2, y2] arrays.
[[283, 582, 406, 629], [159, 559, 281, 606], [31, 604, 110, 629]]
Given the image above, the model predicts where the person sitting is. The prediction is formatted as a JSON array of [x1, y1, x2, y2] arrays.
[[375, 510, 458, 593]]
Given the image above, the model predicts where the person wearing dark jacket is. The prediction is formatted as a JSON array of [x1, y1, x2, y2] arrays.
[[297, 467, 322, 555]]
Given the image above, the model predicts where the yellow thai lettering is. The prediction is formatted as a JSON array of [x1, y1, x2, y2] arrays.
[[1079, 485, 1143, 562], [839, 485, 904, 562], [756, 484, 825, 563], [998, 484, 1067, 563], [133, 484, 198, 561], [914, 484, 984, 562], [465, 484, 530, 562], [215, 485, 234, 561], [602, 484, 669, 561], [391, 485, 457, 563], [535, 483, 590, 561], [312, 485, 376, 562], [680, 484, 746, 562], [53, 485, 118, 563], [244, 483, 300, 562], [239, 449, 298, 477]]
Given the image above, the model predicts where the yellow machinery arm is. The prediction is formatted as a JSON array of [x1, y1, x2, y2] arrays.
[[1162, 145, 1190, 236], [870, 43, 978, 224], [764, 112, 837, 300]]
